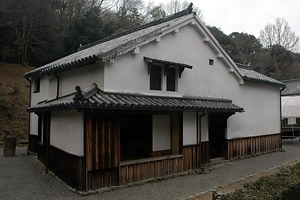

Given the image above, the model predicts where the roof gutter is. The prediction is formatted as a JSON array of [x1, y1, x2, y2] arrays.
[[279, 85, 286, 151], [25, 75, 32, 154], [24, 55, 99, 79], [243, 77, 285, 88], [53, 73, 60, 99]]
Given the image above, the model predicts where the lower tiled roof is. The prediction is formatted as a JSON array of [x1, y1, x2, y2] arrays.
[[239, 67, 284, 87], [281, 79, 300, 96], [29, 88, 243, 113]]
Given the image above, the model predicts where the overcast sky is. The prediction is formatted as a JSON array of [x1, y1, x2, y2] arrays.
[[148, 0, 300, 38]]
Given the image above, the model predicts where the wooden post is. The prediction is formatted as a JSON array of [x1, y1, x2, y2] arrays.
[[3, 136, 17, 157]]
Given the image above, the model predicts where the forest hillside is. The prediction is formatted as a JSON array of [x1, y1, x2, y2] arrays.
[[0, 64, 33, 141]]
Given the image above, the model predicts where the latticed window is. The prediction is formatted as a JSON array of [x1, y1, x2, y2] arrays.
[[33, 77, 40, 93]]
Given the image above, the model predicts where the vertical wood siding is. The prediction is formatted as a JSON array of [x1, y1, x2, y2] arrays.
[[200, 141, 210, 165], [28, 135, 39, 153], [119, 145, 202, 185], [37, 143, 46, 164], [87, 169, 119, 189], [182, 145, 201, 170], [120, 156, 183, 185], [47, 145, 86, 191], [85, 115, 120, 190], [227, 134, 282, 160]]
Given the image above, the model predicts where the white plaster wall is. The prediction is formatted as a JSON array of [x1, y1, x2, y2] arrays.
[[30, 76, 49, 106], [29, 114, 39, 136], [282, 95, 300, 118], [30, 77, 49, 136], [48, 75, 57, 100], [50, 111, 84, 156], [201, 115, 209, 142], [58, 63, 104, 98], [227, 83, 281, 139], [152, 115, 171, 151], [288, 117, 296, 125], [103, 23, 281, 139], [104, 24, 240, 100], [183, 112, 197, 145]]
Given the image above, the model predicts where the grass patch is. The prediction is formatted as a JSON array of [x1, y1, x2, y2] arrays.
[[223, 163, 300, 200]]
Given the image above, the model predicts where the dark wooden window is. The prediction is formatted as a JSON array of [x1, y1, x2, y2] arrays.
[[209, 59, 214, 66], [167, 67, 176, 91], [150, 65, 162, 90], [33, 77, 40, 93]]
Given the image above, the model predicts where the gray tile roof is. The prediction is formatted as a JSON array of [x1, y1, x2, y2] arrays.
[[24, 7, 194, 78], [238, 67, 284, 87], [281, 79, 300, 96], [28, 84, 243, 113]]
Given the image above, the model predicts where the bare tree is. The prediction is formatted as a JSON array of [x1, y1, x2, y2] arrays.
[[114, 0, 146, 30], [259, 18, 299, 51], [2, 0, 59, 65], [163, 0, 203, 20]]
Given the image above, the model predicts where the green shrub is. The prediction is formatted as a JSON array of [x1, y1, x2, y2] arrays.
[[10, 85, 20, 96], [223, 163, 300, 200], [0, 96, 16, 119]]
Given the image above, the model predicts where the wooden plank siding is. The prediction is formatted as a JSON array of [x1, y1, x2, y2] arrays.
[[28, 135, 39, 154], [200, 141, 210, 165], [227, 134, 282, 160], [182, 145, 201, 170], [37, 142, 46, 164], [119, 145, 202, 185], [47, 145, 86, 191], [85, 115, 120, 190], [120, 156, 183, 185]]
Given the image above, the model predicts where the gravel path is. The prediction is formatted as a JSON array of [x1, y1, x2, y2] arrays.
[[1, 142, 300, 200]]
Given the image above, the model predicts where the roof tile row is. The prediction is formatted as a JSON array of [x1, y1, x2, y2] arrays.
[[29, 88, 243, 113]]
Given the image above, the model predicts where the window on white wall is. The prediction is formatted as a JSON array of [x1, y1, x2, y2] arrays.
[[166, 67, 177, 91], [150, 65, 162, 90], [145, 57, 192, 92], [33, 77, 40, 93], [149, 64, 178, 92]]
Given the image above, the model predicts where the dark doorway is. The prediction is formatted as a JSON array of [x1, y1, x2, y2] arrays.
[[209, 113, 229, 159], [37, 112, 51, 164], [120, 114, 152, 161]]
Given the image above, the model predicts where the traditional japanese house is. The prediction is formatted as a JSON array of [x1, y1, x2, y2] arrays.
[[25, 5, 284, 191], [281, 79, 300, 135]]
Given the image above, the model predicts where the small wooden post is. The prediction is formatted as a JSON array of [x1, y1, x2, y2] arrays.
[[3, 136, 17, 157], [211, 189, 217, 200]]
